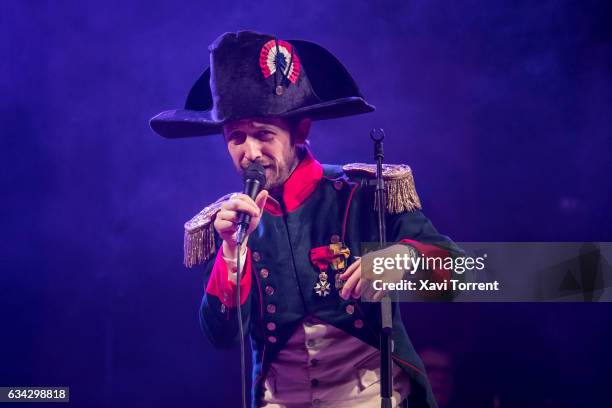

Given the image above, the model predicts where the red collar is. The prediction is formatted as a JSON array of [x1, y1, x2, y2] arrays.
[[264, 149, 323, 215]]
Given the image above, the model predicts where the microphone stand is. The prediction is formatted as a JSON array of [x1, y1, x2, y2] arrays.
[[371, 128, 393, 408]]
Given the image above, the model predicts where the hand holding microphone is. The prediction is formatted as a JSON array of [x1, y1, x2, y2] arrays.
[[214, 162, 268, 260]]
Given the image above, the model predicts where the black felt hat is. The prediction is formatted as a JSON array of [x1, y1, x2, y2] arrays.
[[150, 30, 375, 138]]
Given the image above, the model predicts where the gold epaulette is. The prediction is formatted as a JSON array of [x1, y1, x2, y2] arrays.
[[342, 163, 422, 214], [183, 192, 235, 268]]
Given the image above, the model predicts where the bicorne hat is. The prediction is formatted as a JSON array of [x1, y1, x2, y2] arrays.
[[150, 30, 375, 138]]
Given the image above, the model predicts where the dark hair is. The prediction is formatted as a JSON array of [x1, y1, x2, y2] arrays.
[[287, 116, 311, 146]]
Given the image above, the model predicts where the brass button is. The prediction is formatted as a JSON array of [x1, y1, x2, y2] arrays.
[[265, 285, 275, 296], [268, 335, 277, 343], [252, 251, 262, 262], [334, 180, 343, 190], [311, 378, 319, 387], [259, 268, 269, 279], [266, 304, 277, 314], [306, 339, 316, 348], [345, 304, 355, 314], [220, 304, 226, 313], [310, 358, 319, 367], [267, 322, 276, 331], [312, 399, 322, 406], [304, 317, 315, 327], [354, 319, 364, 329], [330, 234, 340, 244]]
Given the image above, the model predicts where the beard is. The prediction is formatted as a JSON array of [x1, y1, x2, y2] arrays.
[[239, 150, 300, 191], [264, 164, 293, 190]]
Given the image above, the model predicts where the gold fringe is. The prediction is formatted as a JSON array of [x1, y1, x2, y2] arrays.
[[342, 163, 422, 214], [183, 193, 234, 268]]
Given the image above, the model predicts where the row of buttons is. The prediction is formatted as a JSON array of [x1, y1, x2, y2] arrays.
[[257, 254, 275, 330], [259, 257, 277, 343], [344, 304, 364, 328], [265, 278, 276, 341], [266, 308, 364, 343], [268, 321, 364, 344]]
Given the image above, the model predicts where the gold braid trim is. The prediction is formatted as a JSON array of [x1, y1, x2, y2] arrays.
[[183, 193, 235, 268], [342, 163, 422, 214]]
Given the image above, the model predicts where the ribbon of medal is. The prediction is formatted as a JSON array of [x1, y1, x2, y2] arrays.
[[309, 243, 351, 297]]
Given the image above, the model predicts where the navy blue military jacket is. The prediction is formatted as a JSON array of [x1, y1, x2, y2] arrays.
[[190, 150, 462, 408]]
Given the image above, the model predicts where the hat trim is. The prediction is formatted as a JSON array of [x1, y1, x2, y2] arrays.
[[150, 97, 375, 139]]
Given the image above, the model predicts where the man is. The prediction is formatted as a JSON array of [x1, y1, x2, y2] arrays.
[[150, 30, 461, 408]]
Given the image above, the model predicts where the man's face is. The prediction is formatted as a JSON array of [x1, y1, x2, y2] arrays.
[[223, 117, 301, 190]]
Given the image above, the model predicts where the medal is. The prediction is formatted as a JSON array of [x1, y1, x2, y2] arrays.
[[335, 273, 346, 290], [314, 272, 331, 297]]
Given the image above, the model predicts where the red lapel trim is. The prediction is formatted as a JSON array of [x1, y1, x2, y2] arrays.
[[264, 149, 323, 215]]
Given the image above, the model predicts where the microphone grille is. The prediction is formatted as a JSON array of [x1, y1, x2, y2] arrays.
[[244, 162, 267, 186]]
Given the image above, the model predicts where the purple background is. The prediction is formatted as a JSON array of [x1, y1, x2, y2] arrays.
[[2, 0, 611, 406]]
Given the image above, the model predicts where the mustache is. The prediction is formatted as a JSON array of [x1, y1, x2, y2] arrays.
[[240, 159, 273, 170]]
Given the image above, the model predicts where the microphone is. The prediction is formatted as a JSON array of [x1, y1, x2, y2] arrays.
[[236, 162, 267, 245]]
